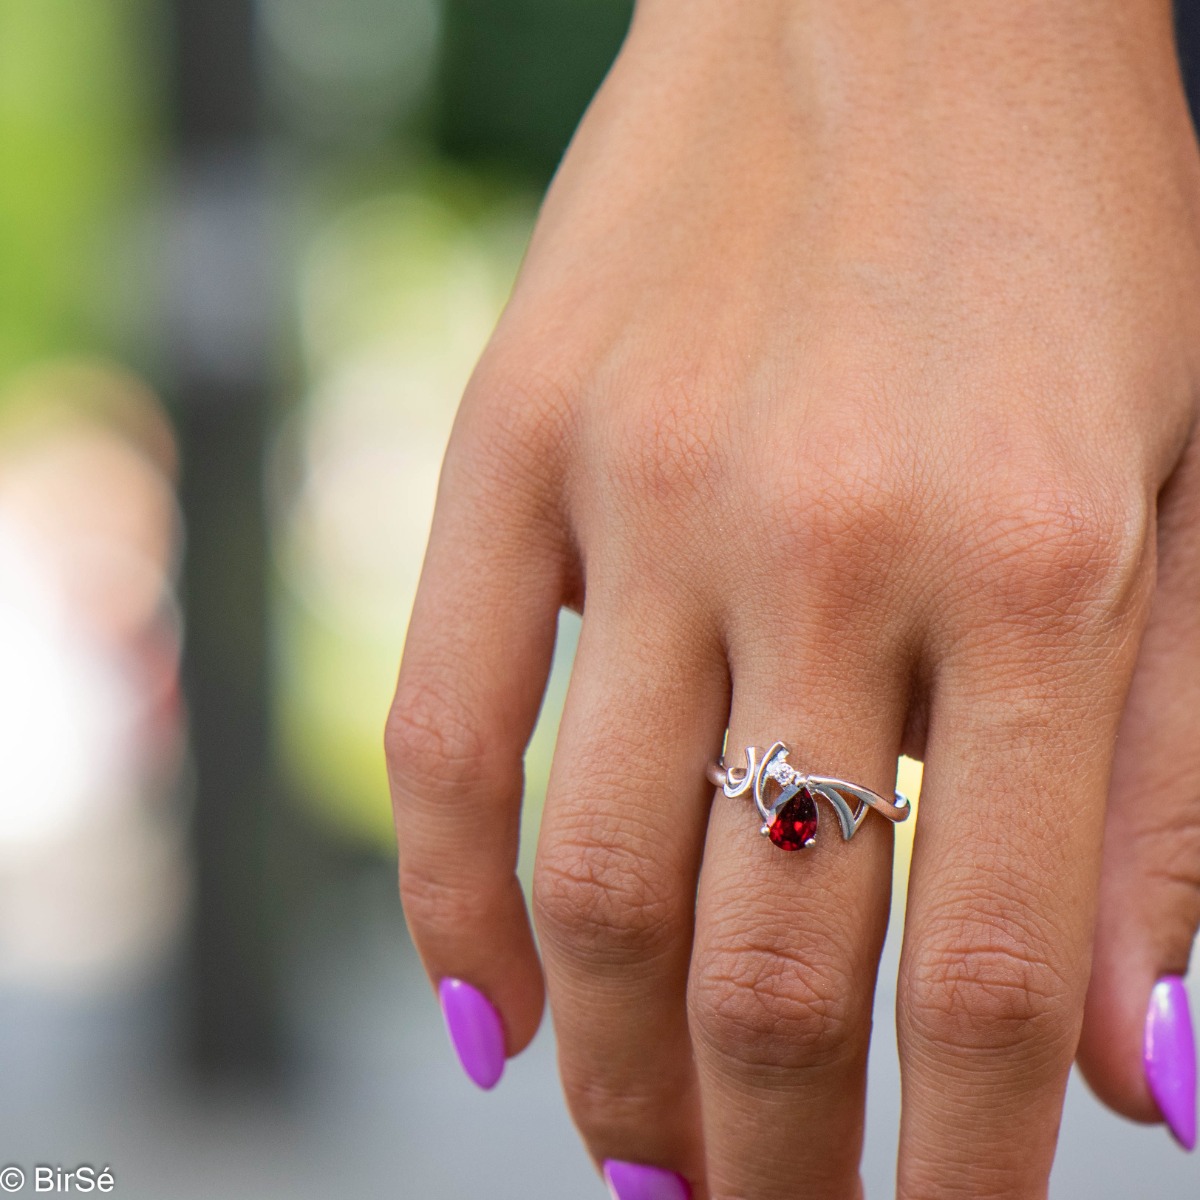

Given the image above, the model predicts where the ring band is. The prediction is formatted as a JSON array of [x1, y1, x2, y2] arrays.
[[708, 741, 910, 851]]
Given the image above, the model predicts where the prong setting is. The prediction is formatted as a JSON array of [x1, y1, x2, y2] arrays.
[[711, 741, 910, 852]]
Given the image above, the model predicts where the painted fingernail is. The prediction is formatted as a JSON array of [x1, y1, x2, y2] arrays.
[[603, 1160, 691, 1200], [438, 978, 506, 1090], [1144, 975, 1197, 1151]]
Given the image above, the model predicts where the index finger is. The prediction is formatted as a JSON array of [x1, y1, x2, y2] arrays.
[[388, 383, 571, 1073]]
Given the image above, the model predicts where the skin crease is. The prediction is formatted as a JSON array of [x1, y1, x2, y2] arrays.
[[389, 1, 1200, 1196]]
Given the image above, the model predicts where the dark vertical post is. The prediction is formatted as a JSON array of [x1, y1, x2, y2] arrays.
[[1179, 0, 1200, 132], [169, 0, 282, 1077]]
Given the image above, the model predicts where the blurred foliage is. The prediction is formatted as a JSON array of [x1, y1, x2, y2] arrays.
[[438, 0, 633, 181], [268, 0, 632, 850], [260, 0, 441, 147], [273, 169, 538, 847], [0, 0, 640, 857], [0, 0, 158, 383]]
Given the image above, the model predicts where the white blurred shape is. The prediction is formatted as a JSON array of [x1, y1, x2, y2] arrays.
[[279, 191, 519, 638], [0, 517, 129, 848], [0, 363, 185, 986]]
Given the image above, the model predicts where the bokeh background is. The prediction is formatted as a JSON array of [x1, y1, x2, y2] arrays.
[[0, 1, 1198, 1196]]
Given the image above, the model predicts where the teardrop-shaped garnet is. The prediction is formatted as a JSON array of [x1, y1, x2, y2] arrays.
[[767, 787, 819, 850]]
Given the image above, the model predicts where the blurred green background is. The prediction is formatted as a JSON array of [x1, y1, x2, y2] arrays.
[[0, 2, 1195, 1197], [0, 0, 631, 852], [0, 3, 633, 1195]]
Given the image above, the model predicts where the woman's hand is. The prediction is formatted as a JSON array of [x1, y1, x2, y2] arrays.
[[389, 1, 1200, 1195]]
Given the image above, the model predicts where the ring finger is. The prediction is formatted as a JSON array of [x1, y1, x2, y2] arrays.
[[689, 630, 911, 1199]]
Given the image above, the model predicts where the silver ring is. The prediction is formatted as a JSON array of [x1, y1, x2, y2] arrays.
[[707, 741, 910, 851]]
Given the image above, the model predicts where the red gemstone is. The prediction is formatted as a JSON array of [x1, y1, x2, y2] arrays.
[[767, 787, 819, 850]]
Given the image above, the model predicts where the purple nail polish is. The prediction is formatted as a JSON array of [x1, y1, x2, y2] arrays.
[[438, 978, 506, 1090], [1144, 975, 1197, 1151], [603, 1160, 691, 1200]]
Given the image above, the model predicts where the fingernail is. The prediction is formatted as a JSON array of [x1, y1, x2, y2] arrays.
[[603, 1160, 691, 1200], [1144, 975, 1197, 1151], [438, 978, 506, 1090]]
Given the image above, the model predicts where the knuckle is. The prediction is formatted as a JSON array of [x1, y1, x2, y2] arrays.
[[601, 382, 728, 513], [1131, 813, 1200, 908], [472, 347, 576, 442], [385, 674, 495, 798], [457, 351, 576, 482], [963, 477, 1149, 629], [903, 922, 1078, 1058], [532, 838, 683, 966], [399, 859, 495, 941], [689, 942, 860, 1073], [559, 1069, 681, 1145], [752, 440, 914, 604]]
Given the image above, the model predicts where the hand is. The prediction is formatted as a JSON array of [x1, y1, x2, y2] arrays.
[[389, 1, 1200, 1194]]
